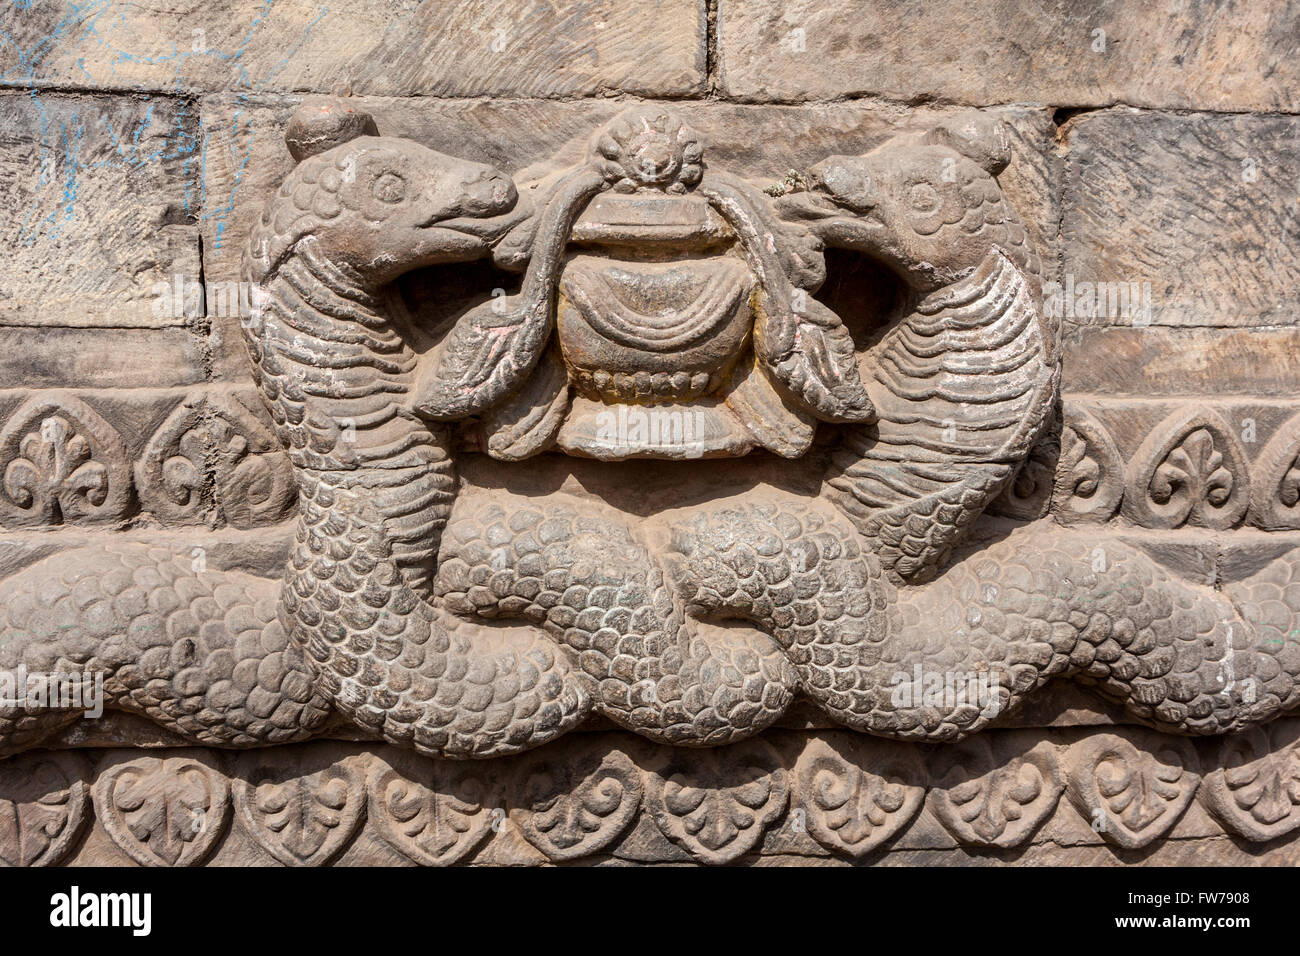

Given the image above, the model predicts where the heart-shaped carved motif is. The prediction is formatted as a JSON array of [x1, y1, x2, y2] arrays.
[[94, 753, 230, 867], [232, 748, 365, 866], [511, 743, 642, 862], [645, 739, 788, 865], [368, 749, 501, 866], [0, 752, 91, 867], [1200, 722, 1300, 842], [928, 737, 1062, 848], [793, 734, 925, 857], [1066, 733, 1199, 849]]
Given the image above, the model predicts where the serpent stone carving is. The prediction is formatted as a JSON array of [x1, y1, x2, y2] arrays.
[[2, 100, 1298, 760]]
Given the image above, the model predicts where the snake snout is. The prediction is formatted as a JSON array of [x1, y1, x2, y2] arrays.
[[457, 168, 518, 218], [773, 188, 841, 221]]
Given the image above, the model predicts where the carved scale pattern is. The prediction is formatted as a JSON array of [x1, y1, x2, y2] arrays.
[[4, 102, 1300, 764]]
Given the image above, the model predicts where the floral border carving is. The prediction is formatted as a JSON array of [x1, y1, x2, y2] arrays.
[[5, 391, 1300, 533], [0, 387, 294, 530], [8, 722, 1300, 865]]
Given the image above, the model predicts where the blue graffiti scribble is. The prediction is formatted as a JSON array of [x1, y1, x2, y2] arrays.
[[3, 0, 333, 248]]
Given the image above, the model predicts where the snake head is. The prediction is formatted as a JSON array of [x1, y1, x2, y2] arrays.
[[308, 137, 520, 285], [774, 114, 1031, 294], [250, 99, 525, 288]]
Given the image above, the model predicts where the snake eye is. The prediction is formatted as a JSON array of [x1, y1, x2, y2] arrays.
[[908, 182, 941, 215], [372, 171, 407, 204]]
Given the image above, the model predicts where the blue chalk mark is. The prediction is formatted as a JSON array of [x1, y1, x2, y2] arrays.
[[4, 1, 336, 249]]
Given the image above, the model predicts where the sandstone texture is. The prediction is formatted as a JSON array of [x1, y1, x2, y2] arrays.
[[0, 1, 1296, 868]]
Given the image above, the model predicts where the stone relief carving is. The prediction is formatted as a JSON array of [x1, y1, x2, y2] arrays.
[[7, 724, 1300, 866], [1051, 403, 1124, 523], [3, 393, 1293, 532], [5, 97, 1300, 775], [1125, 407, 1251, 530], [0, 394, 132, 527], [136, 392, 297, 529], [0, 751, 91, 867], [92, 752, 231, 867]]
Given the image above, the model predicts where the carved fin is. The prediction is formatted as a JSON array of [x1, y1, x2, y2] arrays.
[[481, 346, 570, 461], [724, 353, 816, 459], [700, 175, 874, 425], [828, 248, 1054, 581], [415, 167, 605, 421]]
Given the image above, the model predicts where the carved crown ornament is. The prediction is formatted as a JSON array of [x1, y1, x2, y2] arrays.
[[4, 96, 1300, 773]]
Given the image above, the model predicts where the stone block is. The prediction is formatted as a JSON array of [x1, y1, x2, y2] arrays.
[[717, 0, 1299, 111], [0, 0, 705, 97], [1063, 111, 1299, 329], [0, 92, 199, 329]]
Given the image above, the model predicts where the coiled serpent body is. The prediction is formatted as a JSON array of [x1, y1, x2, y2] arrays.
[[2, 115, 1299, 760]]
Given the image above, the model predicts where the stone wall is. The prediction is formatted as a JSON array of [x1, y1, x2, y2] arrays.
[[0, 1, 1297, 866]]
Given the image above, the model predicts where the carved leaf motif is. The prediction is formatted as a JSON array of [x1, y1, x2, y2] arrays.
[[1200, 722, 1300, 842], [93, 754, 230, 867], [211, 394, 297, 528], [990, 432, 1059, 520], [792, 735, 925, 857], [646, 740, 788, 864], [723, 353, 817, 459], [416, 167, 606, 421], [0, 752, 91, 867], [701, 174, 873, 424], [232, 750, 365, 866], [927, 738, 1062, 848], [367, 751, 500, 866], [0, 395, 131, 527], [135, 397, 210, 524], [1249, 413, 1300, 531], [511, 744, 642, 861], [1065, 733, 1199, 849], [1126, 408, 1249, 529], [480, 344, 570, 462], [136, 392, 295, 527], [1051, 404, 1124, 523]]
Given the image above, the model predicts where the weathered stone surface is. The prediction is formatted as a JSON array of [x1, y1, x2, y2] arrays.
[[0, 328, 206, 388], [0, 0, 705, 97], [198, 97, 1058, 389], [1063, 111, 1300, 328], [1, 4, 1298, 870], [0, 751, 90, 866], [198, 96, 1058, 279], [1047, 399, 1300, 534], [0, 92, 199, 329], [0, 385, 293, 529], [1, 98, 1295, 770], [717, 0, 1300, 111], [8, 727, 1300, 865], [1063, 328, 1300, 396]]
